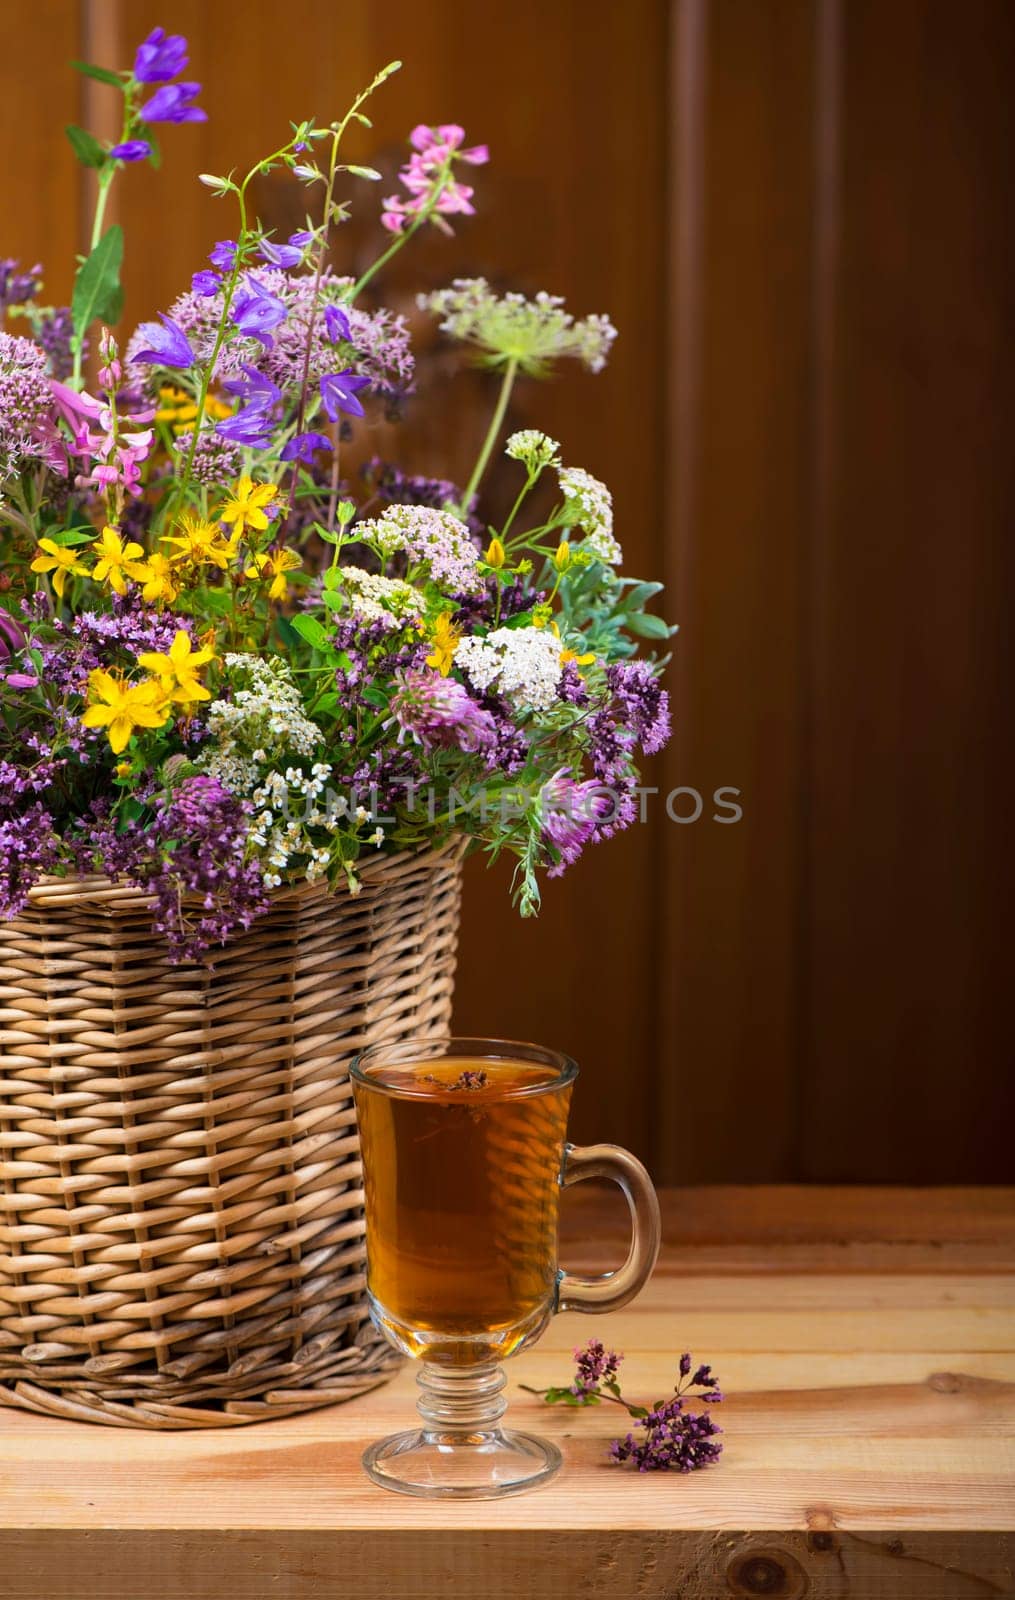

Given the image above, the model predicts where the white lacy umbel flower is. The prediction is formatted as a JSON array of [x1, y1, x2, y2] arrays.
[[558, 465, 623, 566], [337, 565, 425, 630], [199, 656, 324, 799], [357, 503, 482, 595], [457, 625, 563, 712], [419, 278, 618, 376], [505, 429, 561, 473]]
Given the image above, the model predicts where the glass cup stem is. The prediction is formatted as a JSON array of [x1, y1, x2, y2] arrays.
[[415, 1361, 507, 1437]]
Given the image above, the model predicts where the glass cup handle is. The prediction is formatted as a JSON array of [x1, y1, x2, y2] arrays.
[[556, 1142, 662, 1314]]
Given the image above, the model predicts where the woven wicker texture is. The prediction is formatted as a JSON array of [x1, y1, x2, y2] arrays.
[[0, 842, 463, 1428]]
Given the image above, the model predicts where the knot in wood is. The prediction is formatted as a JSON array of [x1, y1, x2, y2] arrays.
[[726, 1548, 808, 1596]]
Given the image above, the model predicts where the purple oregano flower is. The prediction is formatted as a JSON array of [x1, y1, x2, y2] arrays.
[[134, 26, 189, 84], [525, 1342, 724, 1474]]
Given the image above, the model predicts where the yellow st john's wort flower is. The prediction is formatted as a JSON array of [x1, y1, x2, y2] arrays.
[[135, 552, 179, 605], [530, 606, 558, 634], [162, 511, 235, 572], [425, 612, 462, 677], [560, 647, 596, 668], [137, 629, 215, 706], [30, 538, 90, 600], [81, 670, 171, 755], [90, 527, 147, 597], [219, 476, 278, 537], [155, 385, 232, 434], [244, 548, 303, 602], [483, 536, 506, 570], [553, 541, 572, 573]]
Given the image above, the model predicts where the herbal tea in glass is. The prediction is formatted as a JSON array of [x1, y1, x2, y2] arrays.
[[351, 1037, 661, 1499]]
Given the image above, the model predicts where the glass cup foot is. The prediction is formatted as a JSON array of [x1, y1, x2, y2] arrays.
[[361, 1359, 561, 1499], [363, 1425, 561, 1500]]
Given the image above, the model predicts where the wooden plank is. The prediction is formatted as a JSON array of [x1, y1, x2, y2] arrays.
[[1, 1530, 1012, 1600], [0, 1185, 1011, 1600], [561, 1183, 1015, 1273]]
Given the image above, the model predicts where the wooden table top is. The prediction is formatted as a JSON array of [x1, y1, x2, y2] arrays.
[[1, 1185, 1013, 1599]]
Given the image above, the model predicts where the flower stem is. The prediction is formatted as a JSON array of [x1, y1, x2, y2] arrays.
[[90, 171, 114, 251], [458, 357, 519, 516]]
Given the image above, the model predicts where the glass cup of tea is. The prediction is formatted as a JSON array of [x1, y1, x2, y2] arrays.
[[351, 1036, 661, 1499]]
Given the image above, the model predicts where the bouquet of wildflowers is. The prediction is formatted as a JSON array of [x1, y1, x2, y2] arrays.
[[0, 30, 673, 961]]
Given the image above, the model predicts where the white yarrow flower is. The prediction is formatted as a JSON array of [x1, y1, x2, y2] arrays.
[[558, 465, 622, 565], [457, 625, 563, 712], [505, 429, 561, 472], [336, 565, 425, 629]]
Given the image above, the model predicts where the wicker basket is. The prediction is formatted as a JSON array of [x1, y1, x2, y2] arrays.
[[0, 840, 463, 1428]]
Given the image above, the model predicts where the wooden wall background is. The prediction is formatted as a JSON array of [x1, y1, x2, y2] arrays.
[[1, 0, 1011, 1182]]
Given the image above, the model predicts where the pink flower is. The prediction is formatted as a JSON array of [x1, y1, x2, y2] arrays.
[[51, 382, 155, 496], [382, 123, 488, 236]]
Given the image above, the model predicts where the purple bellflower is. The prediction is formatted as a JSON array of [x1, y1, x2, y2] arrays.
[[279, 431, 332, 464], [191, 270, 221, 297], [131, 314, 195, 369], [258, 235, 307, 270], [230, 276, 288, 350], [209, 240, 237, 271], [110, 140, 152, 163], [216, 364, 281, 449], [140, 82, 206, 125], [324, 303, 352, 343], [134, 27, 189, 84], [320, 368, 369, 421]]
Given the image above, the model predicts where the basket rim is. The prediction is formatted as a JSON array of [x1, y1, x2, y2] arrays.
[[24, 834, 467, 910]]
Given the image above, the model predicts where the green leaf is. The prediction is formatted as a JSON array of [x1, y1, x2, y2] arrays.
[[624, 612, 674, 640], [71, 225, 124, 343], [70, 60, 123, 88], [541, 1387, 569, 1405], [147, 133, 161, 170], [65, 124, 108, 169], [196, 587, 234, 616], [290, 614, 331, 650], [619, 581, 664, 611], [628, 1404, 649, 1419], [46, 528, 94, 547], [273, 613, 299, 652], [321, 588, 346, 612]]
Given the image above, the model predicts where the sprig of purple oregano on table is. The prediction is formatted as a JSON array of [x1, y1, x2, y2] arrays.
[[522, 1340, 723, 1472]]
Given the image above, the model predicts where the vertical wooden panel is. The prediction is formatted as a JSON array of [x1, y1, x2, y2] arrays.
[[800, 0, 1015, 1180], [4, 1, 1011, 1182], [0, 1, 83, 307], [657, 0, 817, 1181]]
